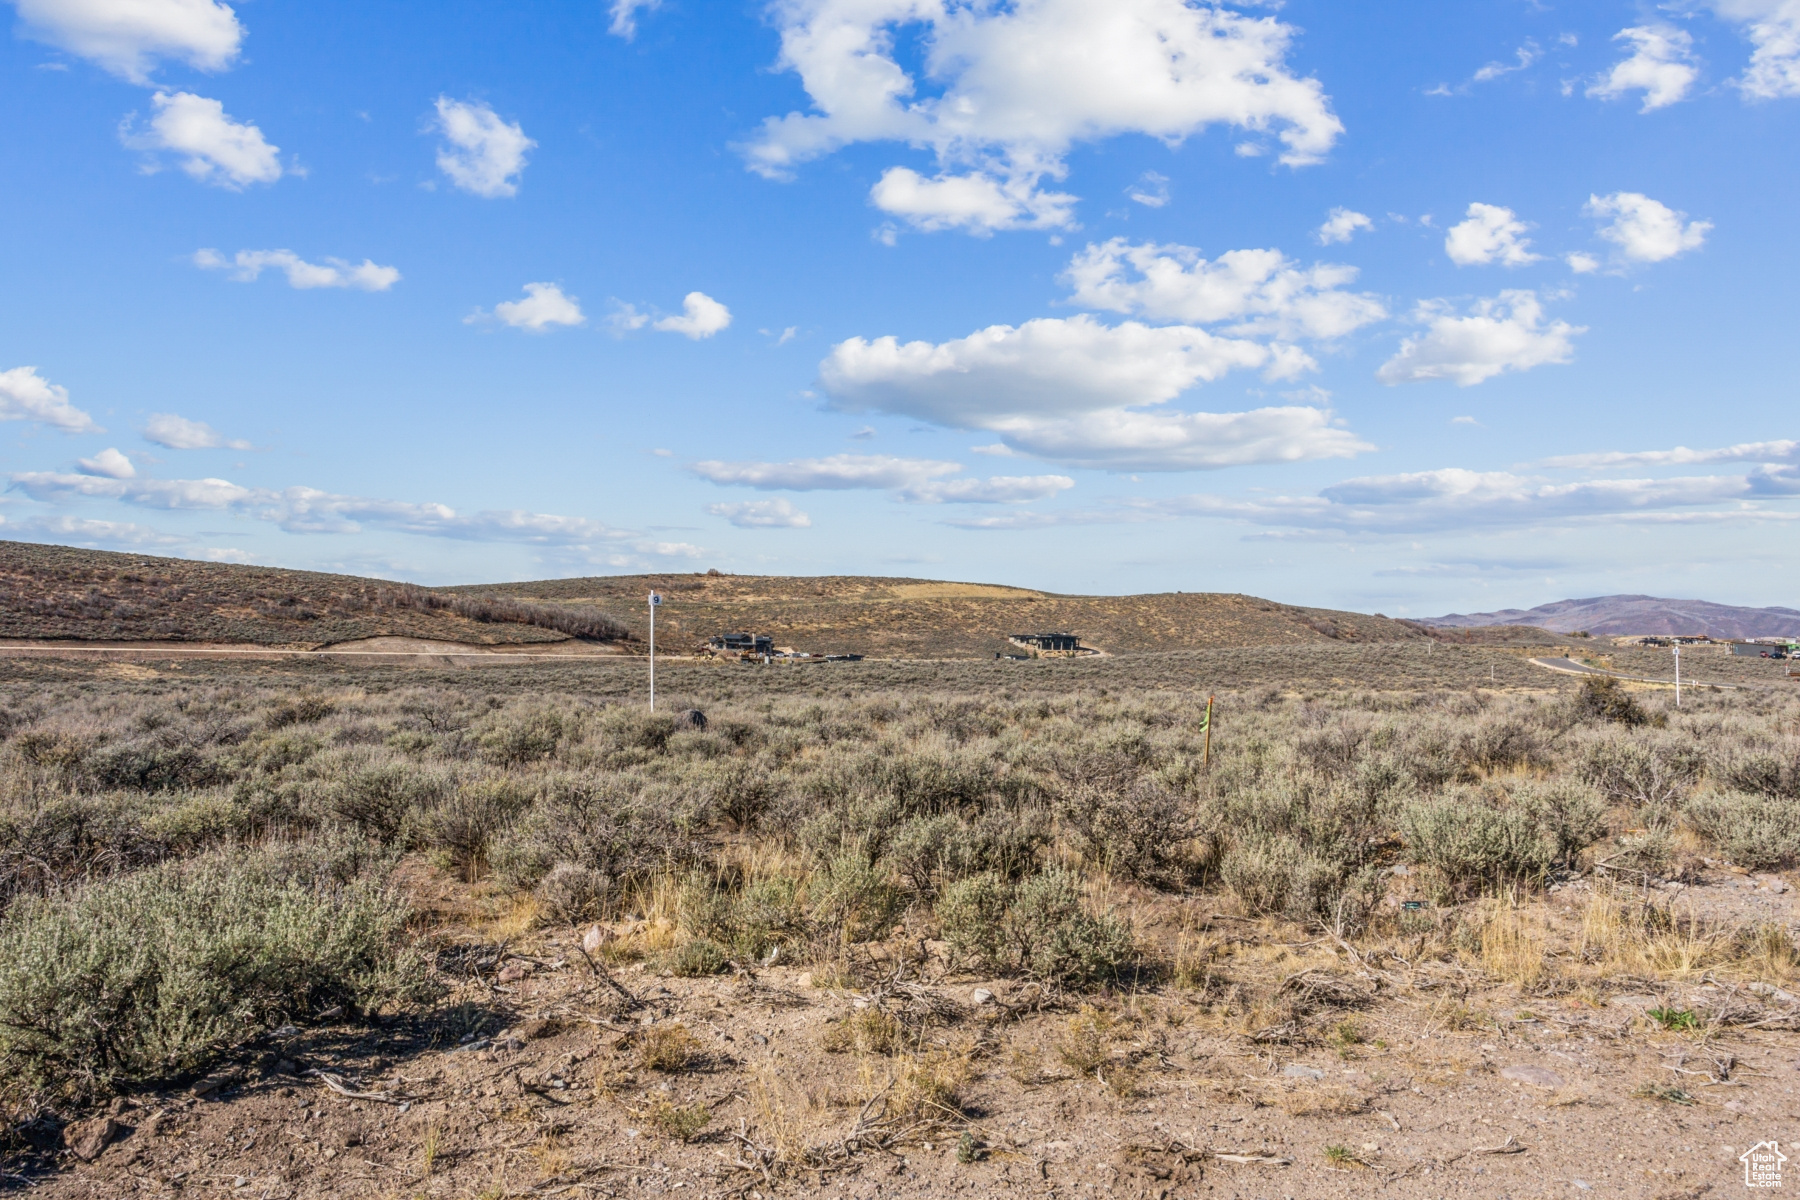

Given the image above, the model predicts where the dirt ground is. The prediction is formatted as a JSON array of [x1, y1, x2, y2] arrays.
[[25, 860, 1800, 1200]]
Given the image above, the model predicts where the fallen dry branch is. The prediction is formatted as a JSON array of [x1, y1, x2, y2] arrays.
[[306, 1070, 417, 1105]]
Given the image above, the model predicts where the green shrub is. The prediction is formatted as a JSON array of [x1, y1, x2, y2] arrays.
[[1510, 779, 1607, 866], [1713, 740, 1800, 801], [86, 739, 223, 792], [1574, 676, 1653, 727], [809, 853, 906, 946], [414, 778, 531, 881], [668, 937, 730, 977], [1399, 794, 1554, 901], [310, 761, 449, 841], [1007, 869, 1134, 986], [534, 862, 611, 924], [884, 809, 1047, 901], [479, 706, 582, 766], [265, 694, 337, 729], [141, 791, 254, 854], [1684, 791, 1800, 870], [0, 845, 431, 1097], [1577, 735, 1703, 813], [491, 774, 702, 892], [935, 868, 1133, 986], [936, 872, 1012, 969], [1054, 778, 1199, 887]]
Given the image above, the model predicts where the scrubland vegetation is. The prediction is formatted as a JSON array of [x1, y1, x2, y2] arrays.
[[1, 663, 1796, 1112]]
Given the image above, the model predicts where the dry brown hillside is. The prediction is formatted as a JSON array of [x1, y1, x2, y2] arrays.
[[0, 542, 609, 647], [0, 543, 1436, 658], [460, 571, 1430, 658]]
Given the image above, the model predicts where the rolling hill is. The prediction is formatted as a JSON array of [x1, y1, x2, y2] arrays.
[[0, 541, 609, 648], [0, 542, 1440, 657], [1422, 594, 1800, 638], [458, 571, 1431, 658]]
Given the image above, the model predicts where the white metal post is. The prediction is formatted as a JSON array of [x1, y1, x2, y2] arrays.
[[648, 591, 661, 712], [1674, 642, 1681, 708]]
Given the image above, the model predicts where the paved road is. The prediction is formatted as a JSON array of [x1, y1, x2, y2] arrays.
[[1530, 656, 1743, 690]]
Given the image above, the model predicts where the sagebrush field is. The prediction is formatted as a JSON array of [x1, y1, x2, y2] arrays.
[[2, 653, 1797, 1198]]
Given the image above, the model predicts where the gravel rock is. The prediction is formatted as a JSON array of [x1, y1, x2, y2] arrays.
[[971, 988, 995, 1005], [1499, 1064, 1565, 1090], [63, 1117, 120, 1162], [1282, 1064, 1325, 1081]]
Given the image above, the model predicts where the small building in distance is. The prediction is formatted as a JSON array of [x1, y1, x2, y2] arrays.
[[1730, 639, 1797, 658], [706, 632, 774, 656], [1007, 632, 1088, 657]]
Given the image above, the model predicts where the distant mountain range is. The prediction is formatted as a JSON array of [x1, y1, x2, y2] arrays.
[[1423, 595, 1800, 638]]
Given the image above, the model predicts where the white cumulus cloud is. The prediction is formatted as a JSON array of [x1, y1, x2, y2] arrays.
[[12, 0, 242, 82], [7, 469, 665, 550], [690, 454, 1072, 504], [707, 499, 812, 528], [819, 316, 1368, 471], [1143, 468, 1781, 534], [1543, 439, 1800, 469], [1588, 26, 1699, 111], [0, 366, 101, 432], [1711, 0, 1800, 98], [653, 292, 731, 339], [608, 0, 660, 40], [193, 248, 400, 291], [1444, 203, 1541, 267], [1061, 238, 1386, 341], [690, 454, 963, 491], [869, 167, 1076, 235], [1585, 191, 1711, 263], [141, 412, 249, 450], [76, 447, 136, 478], [125, 90, 280, 188], [1315, 207, 1373, 245], [743, 0, 1343, 235], [899, 474, 1074, 504], [477, 282, 586, 332], [1126, 171, 1170, 208], [1378, 290, 1582, 387], [432, 97, 534, 198]]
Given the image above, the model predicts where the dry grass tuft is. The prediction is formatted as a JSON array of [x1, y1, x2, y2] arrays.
[[643, 1098, 712, 1142], [1477, 903, 1549, 988], [821, 1006, 906, 1056], [636, 1023, 703, 1073], [1055, 1005, 1118, 1075]]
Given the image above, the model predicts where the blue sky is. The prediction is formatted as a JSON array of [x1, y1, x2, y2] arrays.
[[2, 0, 1797, 615]]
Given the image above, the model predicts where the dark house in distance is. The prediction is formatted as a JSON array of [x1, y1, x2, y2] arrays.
[[708, 633, 774, 655], [1008, 632, 1086, 656]]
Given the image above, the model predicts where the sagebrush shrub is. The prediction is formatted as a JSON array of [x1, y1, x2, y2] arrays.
[[1576, 734, 1703, 815], [479, 706, 581, 766], [535, 862, 611, 924], [1574, 676, 1653, 727], [809, 852, 905, 946], [668, 937, 730, 977], [1054, 777, 1199, 887], [1713, 739, 1800, 802], [1399, 793, 1554, 901], [1684, 791, 1800, 870], [935, 868, 1133, 985], [0, 844, 430, 1096]]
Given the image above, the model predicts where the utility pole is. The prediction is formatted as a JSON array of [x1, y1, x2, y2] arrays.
[[648, 591, 662, 711]]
